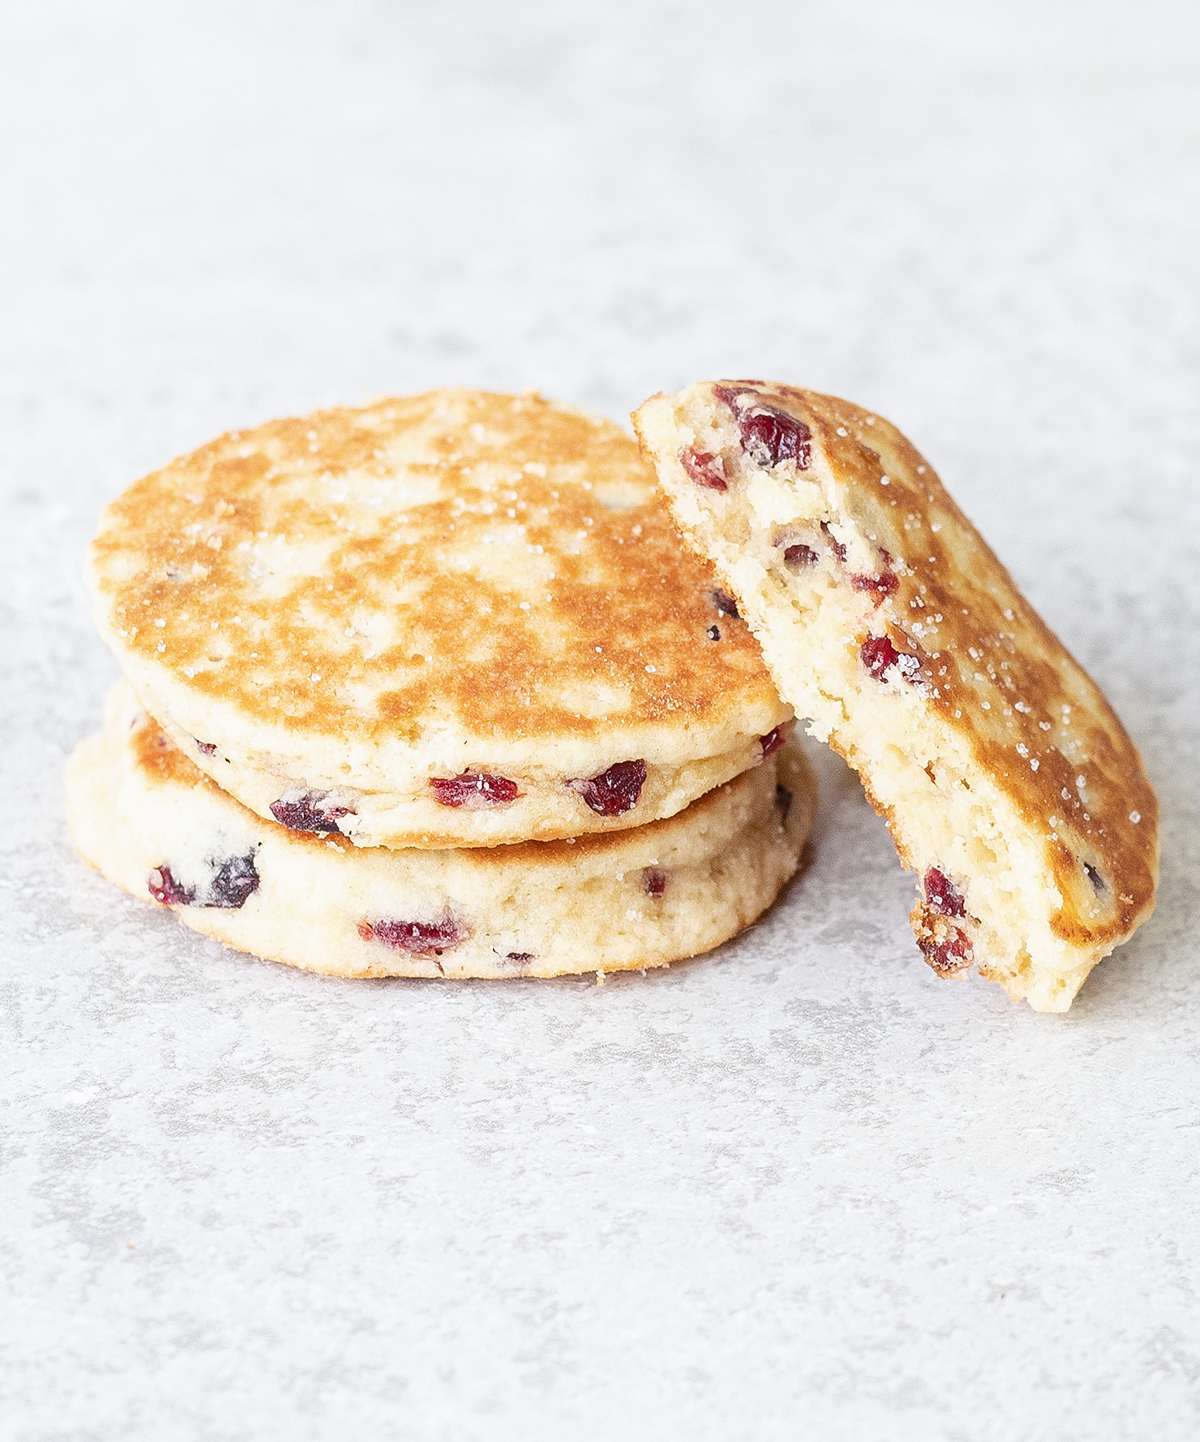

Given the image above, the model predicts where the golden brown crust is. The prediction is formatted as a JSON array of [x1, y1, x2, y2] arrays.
[[89, 390, 780, 759], [130, 708, 203, 790], [756, 383, 1157, 945]]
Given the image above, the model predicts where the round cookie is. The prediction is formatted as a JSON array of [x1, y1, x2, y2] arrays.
[[86, 390, 791, 849], [634, 380, 1158, 1012], [65, 682, 815, 980]]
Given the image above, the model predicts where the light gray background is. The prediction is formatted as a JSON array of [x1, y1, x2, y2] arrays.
[[3, 2, 1198, 1438]]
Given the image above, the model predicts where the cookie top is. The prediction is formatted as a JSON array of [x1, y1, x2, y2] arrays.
[[86, 390, 790, 847], [634, 380, 1159, 1010], [65, 680, 816, 980]]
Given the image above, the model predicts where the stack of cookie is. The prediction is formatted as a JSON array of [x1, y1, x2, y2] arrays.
[[66, 390, 816, 980], [68, 379, 1161, 1010]]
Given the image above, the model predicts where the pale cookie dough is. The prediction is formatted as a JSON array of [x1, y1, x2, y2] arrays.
[[65, 682, 815, 980]]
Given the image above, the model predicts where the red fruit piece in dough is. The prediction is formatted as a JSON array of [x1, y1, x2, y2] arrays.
[[567, 759, 647, 816], [860, 636, 921, 684], [918, 925, 973, 976], [861, 636, 900, 679], [784, 543, 819, 569], [821, 523, 847, 563], [361, 915, 468, 955], [270, 791, 354, 832], [429, 771, 520, 808], [714, 387, 812, 470], [148, 866, 195, 906], [680, 447, 728, 491], [924, 868, 966, 918], [852, 571, 899, 603], [208, 852, 260, 909], [738, 406, 812, 469]]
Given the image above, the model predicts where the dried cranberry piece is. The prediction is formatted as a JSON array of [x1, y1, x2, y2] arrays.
[[711, 588, 740, 618], [270, 790, 354, 832], [760, 725, 787, 759], [860, 635, 900, 679], [679, 447, 728, 491], [363, 914, 468, 955], [783, 543, 819, 569], [567, 759, 647, 816], [861, 636, 921, 684], [506, 952, 534, 964], [821, 522, 847, 563], [642, 867, 667, 898], [775, 785, 793, 823], [713, 386, 812, 469], [738, 406, 812, 469], [148, 866, 195, 906], [924, 868, 966, 918], [208, 852, 260, 909], [918, 924, 973, 976], [195, 739, 217, 756], [852, 571, 899, 603], [429, 771, 520, 808]]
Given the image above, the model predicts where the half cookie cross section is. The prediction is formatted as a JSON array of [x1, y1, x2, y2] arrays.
[[634, 380, 1158, 1011]]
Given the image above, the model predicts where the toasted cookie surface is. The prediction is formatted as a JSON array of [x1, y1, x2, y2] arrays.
[[634, 380, 1158, 1011], [86, 390, 791, 848], [65, 682, 815, 980]]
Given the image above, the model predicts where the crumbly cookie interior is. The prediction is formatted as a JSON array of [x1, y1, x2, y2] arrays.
[[635, 382, 1158, 1012]]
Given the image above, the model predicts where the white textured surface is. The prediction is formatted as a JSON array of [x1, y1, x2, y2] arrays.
[[3, 2, 1198, 1437]]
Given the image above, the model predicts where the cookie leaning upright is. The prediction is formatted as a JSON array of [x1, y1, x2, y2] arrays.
[[634, 380, 1158, 1012], [86, 390, 791, 849]]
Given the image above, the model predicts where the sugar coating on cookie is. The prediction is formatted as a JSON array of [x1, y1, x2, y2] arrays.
[[65, 682, 816, 980], [86, 390, 791, 849], [634, 380, 1158, 1012]]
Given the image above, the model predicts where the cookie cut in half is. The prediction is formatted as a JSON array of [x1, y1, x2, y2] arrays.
[[86, 390, 791, 849], [634, 380, 1158, 1012], [65, 682, 815, 980]]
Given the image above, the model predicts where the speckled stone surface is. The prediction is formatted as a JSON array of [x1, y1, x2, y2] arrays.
[[3, 2, 1198, 1438]]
